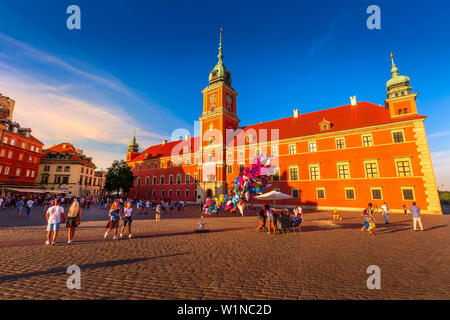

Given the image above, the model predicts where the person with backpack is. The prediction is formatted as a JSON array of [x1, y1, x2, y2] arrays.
[[361, 203, 376, 236]]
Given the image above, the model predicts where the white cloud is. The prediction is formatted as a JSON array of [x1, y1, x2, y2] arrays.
[[0, 33, 191, 169]]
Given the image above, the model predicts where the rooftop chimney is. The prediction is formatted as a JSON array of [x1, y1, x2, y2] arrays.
[[293, 109, 299, 118], [184, 134, 190, 141], [350, 96, 357, 106], [162, 139, 167, 145]]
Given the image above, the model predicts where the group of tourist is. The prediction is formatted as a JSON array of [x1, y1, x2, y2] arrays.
[[256, 204, 304, 235], [360, 201, 424, 236]]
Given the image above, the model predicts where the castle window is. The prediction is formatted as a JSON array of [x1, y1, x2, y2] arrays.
[[292, 188, 299, 199], [271, 146, 279, 156], [152, 176, 157, 185], [145, 176, 150, 186], [160, 175, 165, 185], [362, 134, 373, 147], [345, 187, 356, 200], [316, 188, 326, 199], [185, 189, 190, 197], [336, 138, 345, 149], [161, 189, 165, 197], [239, 164, 245, 175], [211, 105, 215, 112], [398, 109, 403, 115], [169, 175, 174, 184], [289, 166, 299, 181], [288, 144, 296, 154], [392, 130, 405, 143], [371, 187, 383, 200], [185, 174, 191, 184], [309, 164, 320, 180], [401, 187, 415, 201], [227, 165, 233, 174], [364, 160, 379, 179], [308, 142, 317, 152], [272, 167, 280, 181], [337, 162, 350, 179], [395, 158, 413, 177], [177, 174, 182, 184], [176, 189, 181, 197], [169, 189, 173, 197], [404, 108, 408, 114]]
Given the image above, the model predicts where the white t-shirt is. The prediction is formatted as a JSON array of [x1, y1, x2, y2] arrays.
[[124, 208, 133, 217], [381, 204, 388, 214], [47, 205, 64, 224], [27, 200, 33, 208], [0, 199, 3, 205], [146, 201, 150, 208]]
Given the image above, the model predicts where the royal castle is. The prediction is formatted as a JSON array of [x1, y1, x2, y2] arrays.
[[126, 32, 441, 214]]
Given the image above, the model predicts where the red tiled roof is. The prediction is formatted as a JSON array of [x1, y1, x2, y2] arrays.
[[129, 101, 426, 161], [131, 137, 200, 162], [232, 101, 425, 144], [43, 142, 96, 168]]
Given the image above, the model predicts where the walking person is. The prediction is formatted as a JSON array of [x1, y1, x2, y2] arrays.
[[26, 197, 33, 216], [155, 202, 162, 221], [17, 197, 25, 217], [266, 205, 276, 235], [104, 201, 120, 240], [45, 198, 65, 245], [361, 203, 376, 236], [381, 202, 390, 225], [120, 201, 133, 238], [410, 202, 424, 231], [256, 205, 266, 232], [402, 204, 407, 215], [66, 199, 81, 245]]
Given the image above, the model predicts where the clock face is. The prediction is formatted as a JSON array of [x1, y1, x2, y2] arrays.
[[226, 95, 232, 105]]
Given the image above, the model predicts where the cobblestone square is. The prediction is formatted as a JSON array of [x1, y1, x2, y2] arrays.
[[0, 205, 448, 300]]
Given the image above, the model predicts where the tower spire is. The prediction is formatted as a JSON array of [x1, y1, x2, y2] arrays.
[[218, 27, 223, 62], [390, 50, 399, 77], [386, 51, 412, 99], [128, 128, 139, 153], [208, 27, 231, 85]]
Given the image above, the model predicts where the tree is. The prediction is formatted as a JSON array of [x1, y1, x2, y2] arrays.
[[104, 160, 135, 196]]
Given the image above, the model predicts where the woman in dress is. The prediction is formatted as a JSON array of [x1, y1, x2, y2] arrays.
[[66, 199, 81, 245], [104, 201, 120, 240]]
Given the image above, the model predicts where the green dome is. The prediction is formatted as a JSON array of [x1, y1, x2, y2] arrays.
[[208, 28, 232, 86], [386, 53, 412, 99]]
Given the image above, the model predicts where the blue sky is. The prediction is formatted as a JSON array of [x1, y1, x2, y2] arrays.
[[0, 0, 449, 186]]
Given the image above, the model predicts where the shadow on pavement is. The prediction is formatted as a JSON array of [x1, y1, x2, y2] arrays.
[[0, 252, 190, 284]]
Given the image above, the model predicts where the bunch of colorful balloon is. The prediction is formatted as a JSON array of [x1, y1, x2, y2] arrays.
[[202, 196, 223, 216], [222, 154, 276, 216]]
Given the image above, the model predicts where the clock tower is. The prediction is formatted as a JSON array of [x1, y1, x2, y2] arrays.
[[198, 28, 240, 199]]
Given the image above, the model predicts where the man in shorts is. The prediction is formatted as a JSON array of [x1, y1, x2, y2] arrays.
[[45, 198, 65, 245]]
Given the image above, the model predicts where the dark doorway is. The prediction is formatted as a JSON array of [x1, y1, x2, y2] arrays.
[[206, 189, 213, 198]]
